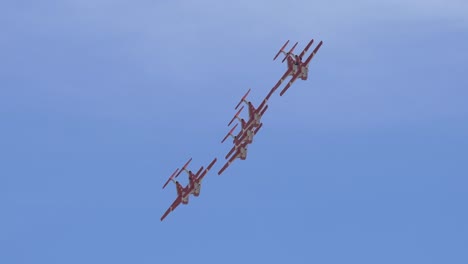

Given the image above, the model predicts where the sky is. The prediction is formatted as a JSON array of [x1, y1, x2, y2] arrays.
[[1, 0, 468, 263]]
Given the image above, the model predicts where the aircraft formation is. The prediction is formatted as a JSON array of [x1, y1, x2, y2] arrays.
[[161, 39, 323, 221]]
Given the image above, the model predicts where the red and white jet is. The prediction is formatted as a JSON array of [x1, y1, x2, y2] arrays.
[[233, 88, 269, 128], [217, 140, 249, 176], [161, 157, 217, 221], [268, 39, 323, 98], [221, 107, 263, 146], [217, 89, 268, 176]]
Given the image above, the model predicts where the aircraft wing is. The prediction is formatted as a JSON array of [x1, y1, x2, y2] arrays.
[[253, 123, 263, 135], [299, 39, 314, 59], [304, 41, 323, 67], [218, 151, 240, 176], [160, 196, 182, 221], [256, 98, 269, 116], [193, 166, 204, 178], [279, 70, 301, 96], [197, 158, 217, 182], [268, 67, 292, 100], [257, 103, 268, 119], [225, 144, 238, 160]]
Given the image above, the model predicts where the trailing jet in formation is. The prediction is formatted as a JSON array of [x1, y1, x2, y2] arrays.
[[161, 158, 217, 221]]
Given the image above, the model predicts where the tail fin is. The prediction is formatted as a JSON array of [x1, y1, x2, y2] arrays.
[[254, 123, 263, 135], [259, 104, 268, 117]]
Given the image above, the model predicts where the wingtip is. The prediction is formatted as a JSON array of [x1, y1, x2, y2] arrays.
[[206, 158, 217, 171]]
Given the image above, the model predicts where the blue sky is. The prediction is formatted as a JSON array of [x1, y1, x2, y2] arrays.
[[1, 0, 468, 263]]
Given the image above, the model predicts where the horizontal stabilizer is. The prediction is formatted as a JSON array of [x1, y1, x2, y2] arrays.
[[273, 40, 290, 60], [162, 168, 179, 189], [221, 123, 238, 143], [235, 89, 251, 110], [175, 157, 192, 178], [228, 106, 244, 126]]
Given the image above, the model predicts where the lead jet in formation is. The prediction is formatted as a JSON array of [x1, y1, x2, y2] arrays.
[[161, 157, 217, 221], [218, 89, 269, 176], [268, 39, 323, 98]]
